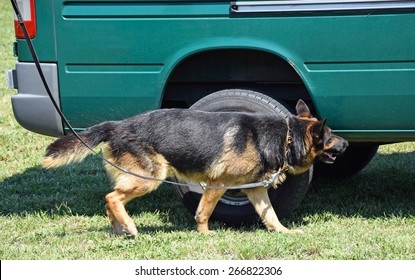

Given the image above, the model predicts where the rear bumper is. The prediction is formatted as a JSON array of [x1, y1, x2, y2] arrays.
[[7, 62, 63, 137]]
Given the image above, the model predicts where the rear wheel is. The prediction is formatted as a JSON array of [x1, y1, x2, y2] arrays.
[[173, 89, 313, 226]]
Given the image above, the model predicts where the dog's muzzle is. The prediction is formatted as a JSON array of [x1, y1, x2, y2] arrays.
[[319, 136, 349, 164]]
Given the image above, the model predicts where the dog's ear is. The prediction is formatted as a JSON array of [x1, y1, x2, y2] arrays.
[[311, 118, 327, 140], [296, 99, 311, 118]]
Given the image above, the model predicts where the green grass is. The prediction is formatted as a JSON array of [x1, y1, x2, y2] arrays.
[[0, 1, 414, 260]]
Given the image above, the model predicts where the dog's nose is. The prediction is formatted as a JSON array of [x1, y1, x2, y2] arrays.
[[343, 140, 349, 150]]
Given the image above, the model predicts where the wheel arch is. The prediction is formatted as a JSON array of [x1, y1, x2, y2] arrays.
[[160, 41, 316, 114]]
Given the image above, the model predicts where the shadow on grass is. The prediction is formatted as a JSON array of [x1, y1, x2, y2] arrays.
[[1, 150, 414, 233], [0, 154, 194, 231], [295, 151, 415, 220]]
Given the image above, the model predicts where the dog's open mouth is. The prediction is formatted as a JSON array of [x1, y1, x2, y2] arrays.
[[319, 150, 338, 164]]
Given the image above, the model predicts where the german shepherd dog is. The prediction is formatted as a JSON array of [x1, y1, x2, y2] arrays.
[[43, 100, 348, 236]]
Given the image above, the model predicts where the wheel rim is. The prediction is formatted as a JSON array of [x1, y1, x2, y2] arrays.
[[192, 183, 252, 206], [219, 189, 251, 206]]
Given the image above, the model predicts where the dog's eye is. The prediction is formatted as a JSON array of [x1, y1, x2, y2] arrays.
[[325, 138, 333, 145]]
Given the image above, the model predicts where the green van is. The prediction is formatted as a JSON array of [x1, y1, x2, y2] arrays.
[[7, 0, 415, 225]]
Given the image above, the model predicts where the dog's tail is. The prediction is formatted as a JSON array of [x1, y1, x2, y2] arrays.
[[43, 121, 116, 168]]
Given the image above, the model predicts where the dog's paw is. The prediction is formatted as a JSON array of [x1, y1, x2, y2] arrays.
[[289, 229, 304, 234], [198, 229, 216, 235], [269, 226, 304, 234], [112, 226, 138, 238]]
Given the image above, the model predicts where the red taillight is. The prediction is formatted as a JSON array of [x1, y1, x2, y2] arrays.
[[14, 0, 36, 39]]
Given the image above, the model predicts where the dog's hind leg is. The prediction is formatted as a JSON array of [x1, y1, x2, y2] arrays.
[[105, 177, 162, 237], [243, 187, 303, 234], [195, 186, 227, 233], [105, 190, 140, 237], [103, 147, 169, 237]]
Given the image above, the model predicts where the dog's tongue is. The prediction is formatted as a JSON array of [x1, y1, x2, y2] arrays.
[[327, 152, 337, 160]]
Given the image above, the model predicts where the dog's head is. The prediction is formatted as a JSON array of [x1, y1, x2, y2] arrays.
[[295, 100, 348, 164]]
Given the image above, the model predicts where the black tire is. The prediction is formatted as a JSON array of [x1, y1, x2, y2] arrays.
[[173, 89, 313, 226], [314, 143, 378, 178]]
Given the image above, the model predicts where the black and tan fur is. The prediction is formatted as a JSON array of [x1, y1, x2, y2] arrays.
[[43, 100, 348, 236]]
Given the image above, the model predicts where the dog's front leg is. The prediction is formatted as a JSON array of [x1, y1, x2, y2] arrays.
[[244, 187, 303, 234], [195, 187, 227, 233]]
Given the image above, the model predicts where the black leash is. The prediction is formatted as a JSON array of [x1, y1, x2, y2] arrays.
[[10, 0, 282, 190]]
